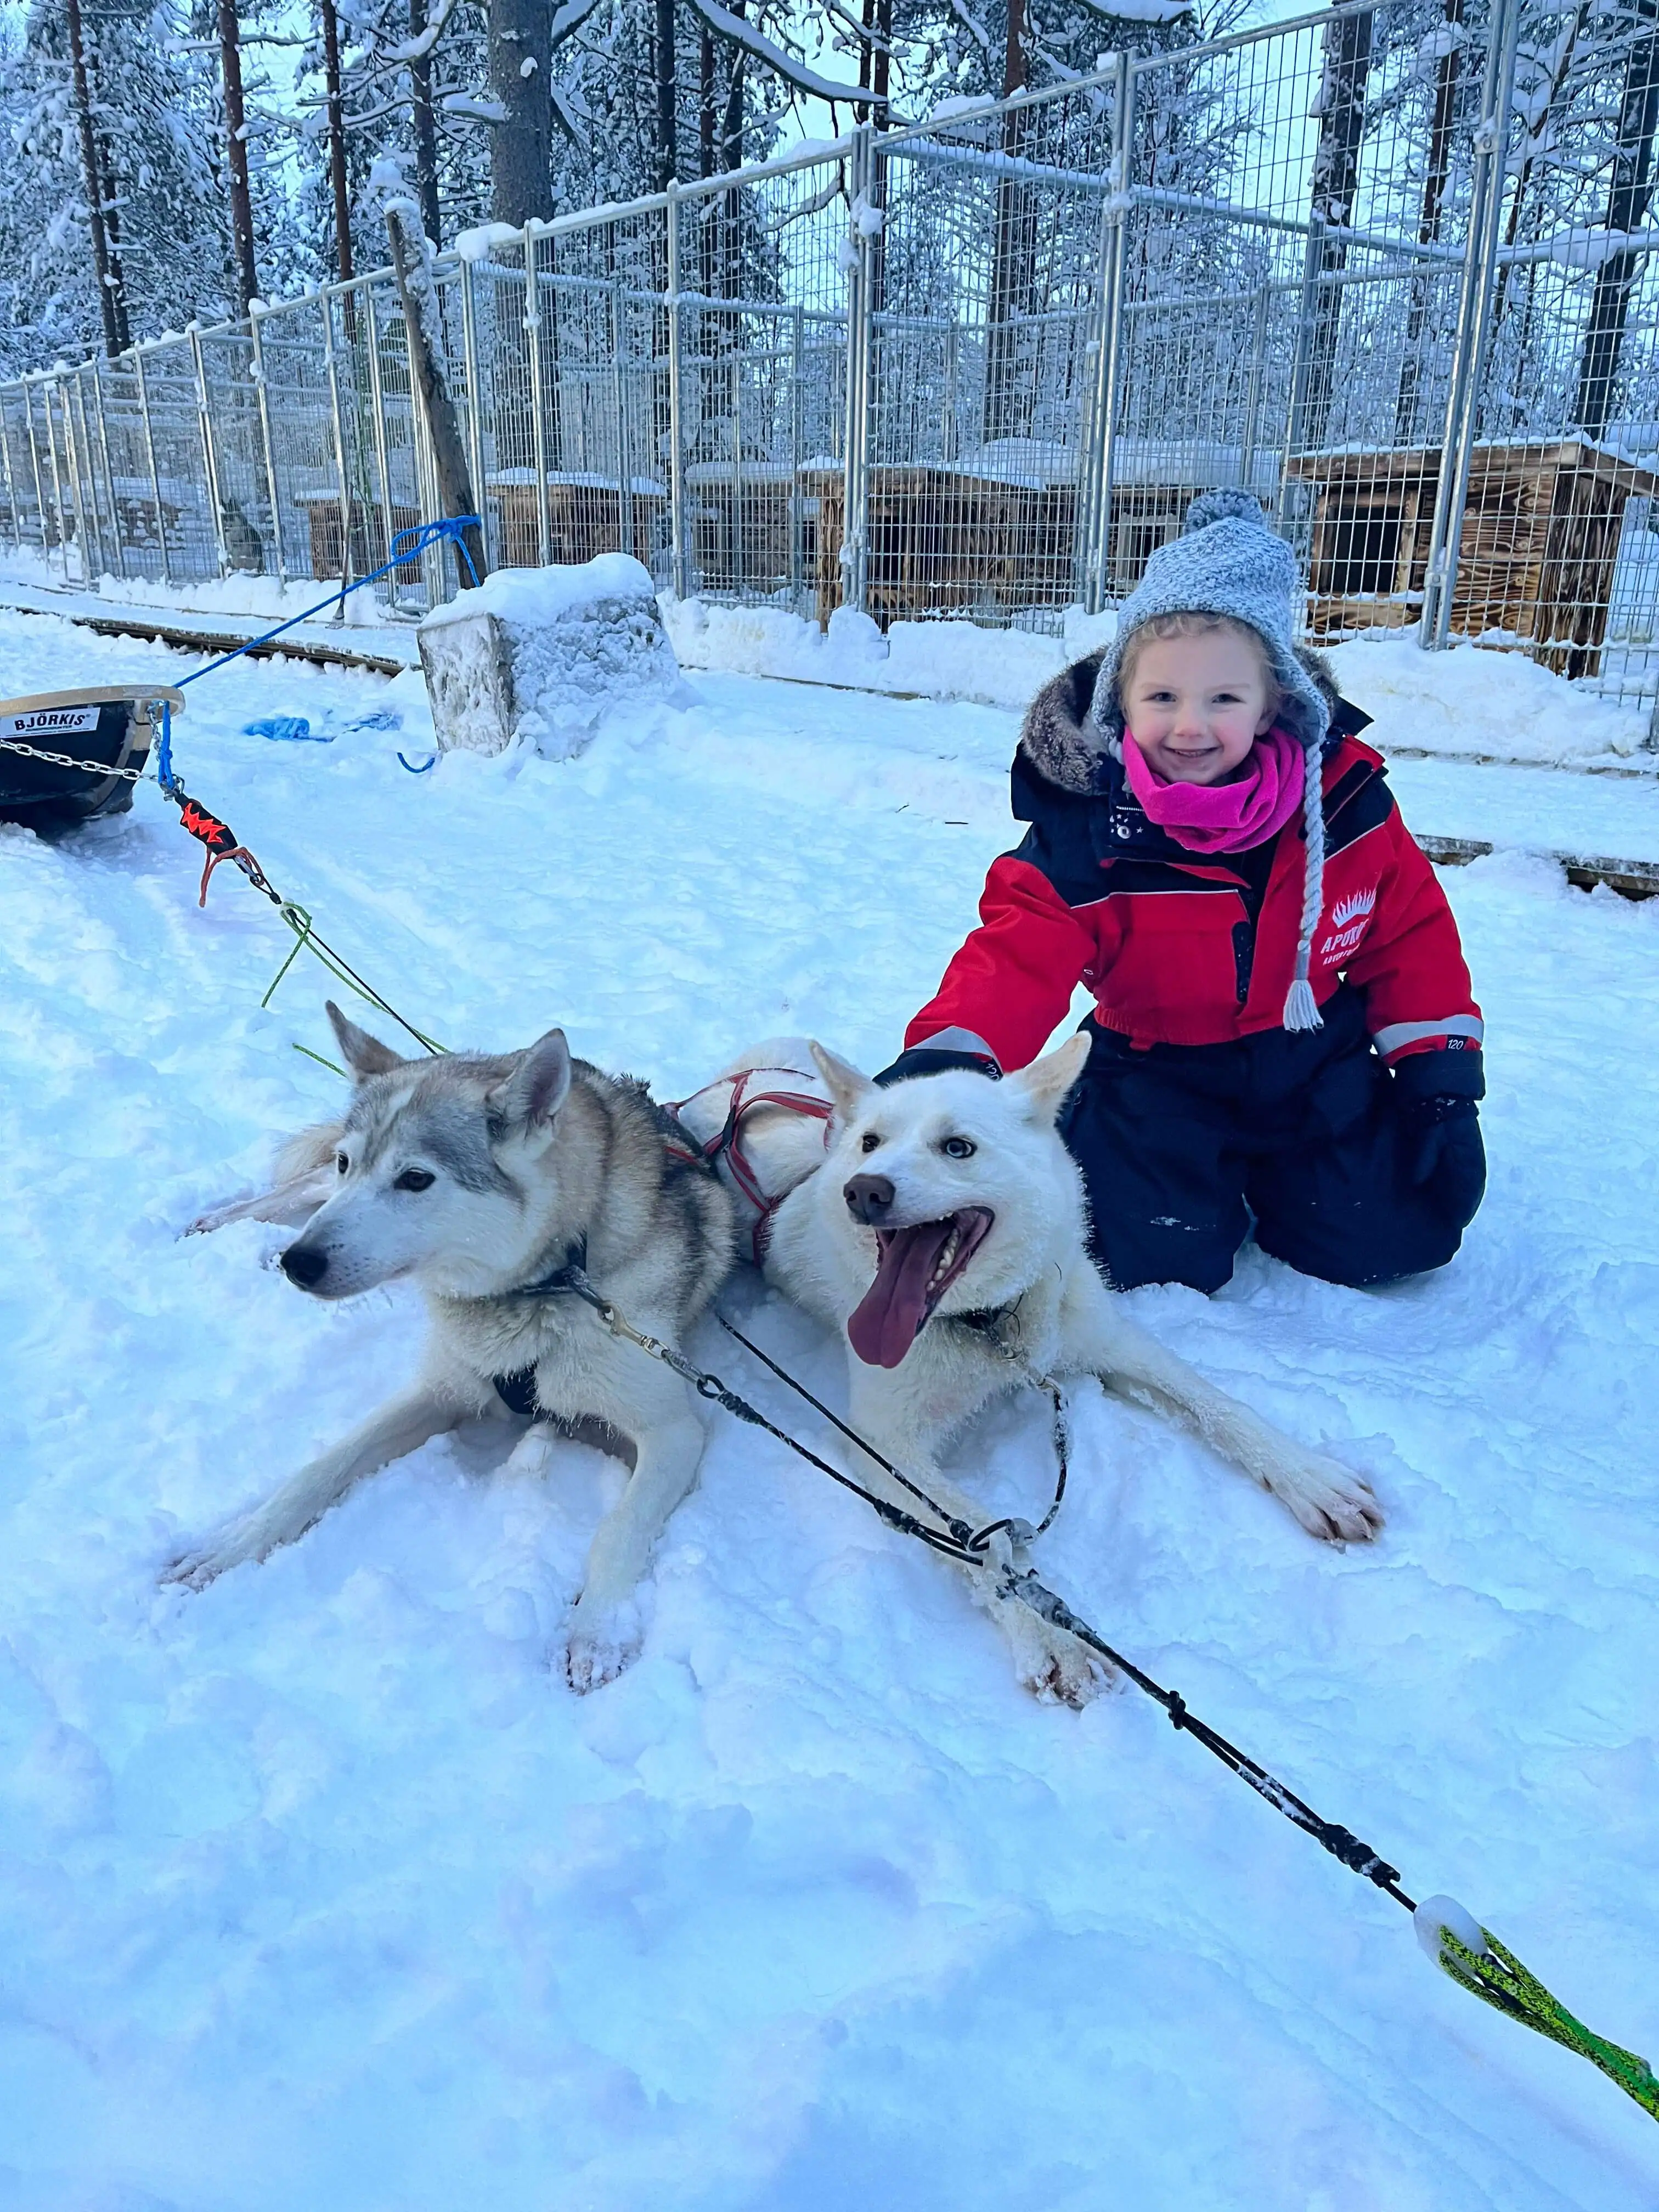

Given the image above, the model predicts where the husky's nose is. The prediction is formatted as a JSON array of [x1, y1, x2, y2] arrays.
[[280, 1242, 329, 1289], [843, 1173, 895, 1224]]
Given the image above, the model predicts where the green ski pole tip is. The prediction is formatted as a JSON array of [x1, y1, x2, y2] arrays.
[[1415, 1895, 1659, 2123]]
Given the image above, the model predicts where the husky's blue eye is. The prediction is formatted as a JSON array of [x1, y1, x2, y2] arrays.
[[941, 1136, 976, 1160], [394, 1168, 436, 1192]]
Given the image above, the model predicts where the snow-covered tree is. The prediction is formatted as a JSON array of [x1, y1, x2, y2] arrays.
[[0, 0, 232, 373]]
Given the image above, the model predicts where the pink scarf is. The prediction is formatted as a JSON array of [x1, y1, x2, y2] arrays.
[[1122, 724, 1306, 854]]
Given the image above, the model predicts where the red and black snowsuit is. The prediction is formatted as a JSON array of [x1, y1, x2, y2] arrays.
[[883, 652, 1485, 1292]]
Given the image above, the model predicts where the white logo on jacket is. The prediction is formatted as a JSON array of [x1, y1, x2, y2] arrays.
[[1318, 885, 1377, 965]]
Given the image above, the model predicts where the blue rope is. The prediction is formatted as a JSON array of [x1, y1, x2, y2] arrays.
[[152, 514, 480, 800], [176, 516, 481, 692]]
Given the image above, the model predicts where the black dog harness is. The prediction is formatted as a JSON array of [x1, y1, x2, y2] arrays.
[[491, 1239, 589, 1418]]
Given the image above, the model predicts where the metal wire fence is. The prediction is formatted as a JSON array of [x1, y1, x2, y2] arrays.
[[5, 0, 1659, 716]]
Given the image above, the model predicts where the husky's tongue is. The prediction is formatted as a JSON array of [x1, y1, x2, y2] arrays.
[[847, 1220, 960, 1369]]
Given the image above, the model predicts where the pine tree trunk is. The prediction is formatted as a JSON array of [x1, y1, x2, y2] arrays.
[[983, 0, 1035, 442], [655, 0, 677, 189], [488, 0, 552, 224], [1573, 0, 1659, 437], [409, 0, 443, 245], [321, 0, 356, 336], [65, 0, 127, 356], [97, 120, 132, 354], [699, 20, 716, 295], [1393, 0, 1463, 443], [1294, 1, 1373, 454], [218, 0, 259, 312], [719, 18, 746, 296]]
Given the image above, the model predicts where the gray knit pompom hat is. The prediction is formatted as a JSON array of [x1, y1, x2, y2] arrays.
[[1089, 488, 1328, 1031]]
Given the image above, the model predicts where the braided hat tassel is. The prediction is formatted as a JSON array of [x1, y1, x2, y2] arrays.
[[1283, 739, 1325, 1032]]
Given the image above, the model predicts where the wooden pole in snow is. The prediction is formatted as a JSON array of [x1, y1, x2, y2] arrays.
[[385, 199, 487, 590]]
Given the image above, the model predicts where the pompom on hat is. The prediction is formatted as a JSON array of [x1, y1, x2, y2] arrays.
[[1088, 489, 1328, 1031]]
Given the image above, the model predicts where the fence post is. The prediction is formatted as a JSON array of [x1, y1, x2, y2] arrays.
[[460, 255, 491, 568], [518, 234, 546, 565], [321, 291, 355, 604], [839, 122, 874, 618], [1084, 54, 1133, 612], [1239, 279, 1273, 499], [21, 380, 50, 558], [1419, 0, 1522, 649], [58, 381, 92, 585], [190, 326, 231, 578], [82, 363, 116, 575], [1282, 216, 1325, 478], [611, 277, 635, 565], [88, 360, 126, 582], [133, 347, 172, 587], [40, 381, 71, 578], [520, 224, 552, 567], [789, 303, 805, 602], [76, 369, 112, 580], [667, 182, 690, 600], [65, 376, 99, 579], [249, 305, 287, 584], [0, 392, 19, 551], [362, 285, 398, 588]]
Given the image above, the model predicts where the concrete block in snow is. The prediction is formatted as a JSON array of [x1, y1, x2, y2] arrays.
[[416, 554, 680, 759]]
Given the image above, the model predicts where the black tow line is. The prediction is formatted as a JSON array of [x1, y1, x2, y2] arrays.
[[512, 1254, 1408, 1907], [504, 1256, 1659, 2121]]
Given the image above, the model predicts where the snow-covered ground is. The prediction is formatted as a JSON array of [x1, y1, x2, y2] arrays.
[[7, 552, 1655, 769], [3, 606, 1659, 2209]]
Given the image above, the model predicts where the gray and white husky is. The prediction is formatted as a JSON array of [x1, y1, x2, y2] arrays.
[[730, 1035, 1384, 1706], [166, 1004, 734, 1691]]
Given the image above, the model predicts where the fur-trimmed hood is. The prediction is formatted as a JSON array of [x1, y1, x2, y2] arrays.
[[1019, 645, 1362, 798]]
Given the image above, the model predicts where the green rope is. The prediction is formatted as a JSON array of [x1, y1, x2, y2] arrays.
[[291, 1042, 347, 1077], [259, 902, 445, 1057], [1434, 1921, 1659, 2121], [259, 903, 317, 1012]]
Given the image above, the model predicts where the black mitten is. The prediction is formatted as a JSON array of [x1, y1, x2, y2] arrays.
[[1400, 1093, 1486, 1228]]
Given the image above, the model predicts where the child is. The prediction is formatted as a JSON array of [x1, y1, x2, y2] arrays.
[[877, 490, 1485, 1294]]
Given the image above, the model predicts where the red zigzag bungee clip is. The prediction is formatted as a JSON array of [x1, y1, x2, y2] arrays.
[[167, 786, 275, 910]]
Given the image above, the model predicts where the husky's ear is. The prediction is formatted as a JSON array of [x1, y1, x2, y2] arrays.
[[494, 1028, 572, 1129], [326, 1000, 405, 1082], [810, 1040, 874, 1124], [1009, 1033, 1090, 1122]]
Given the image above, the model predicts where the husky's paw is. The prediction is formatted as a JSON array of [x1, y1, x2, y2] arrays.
[[563, 1599, 642, 1694], [1009, 1616, 1113, 1709], [1269, 1453, 1384, 1544], [160, 1520, 268, 1591]]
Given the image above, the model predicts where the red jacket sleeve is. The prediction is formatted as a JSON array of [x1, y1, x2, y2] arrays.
[[1345, 811, 1484, 1093], [905, 854, 1096, 1072]]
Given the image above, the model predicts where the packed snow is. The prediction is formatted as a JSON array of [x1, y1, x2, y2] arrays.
[[2, 605, 1659, 2209]]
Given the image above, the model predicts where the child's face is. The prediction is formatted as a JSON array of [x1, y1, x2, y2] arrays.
[[1123, 628, 1277, 785]]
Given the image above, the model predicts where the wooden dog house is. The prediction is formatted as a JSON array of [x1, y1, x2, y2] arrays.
[[1283, 439, 1659, 677], [809, 462, 1079, 628]]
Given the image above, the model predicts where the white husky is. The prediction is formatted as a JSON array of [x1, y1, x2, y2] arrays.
[[728, 1035, 1383, 1705], [166, 1005, 734, 1691]]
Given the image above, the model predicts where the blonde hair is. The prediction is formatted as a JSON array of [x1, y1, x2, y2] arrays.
[[1116, 611, 1281, 719]]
